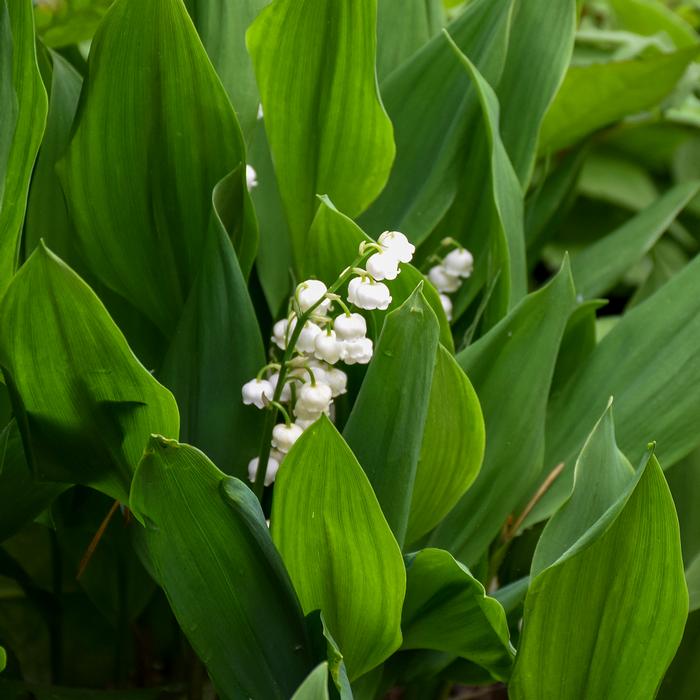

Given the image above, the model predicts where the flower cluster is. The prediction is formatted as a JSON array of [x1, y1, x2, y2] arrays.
[[242, 231, 415, 488], [427, 244, 474, 321]]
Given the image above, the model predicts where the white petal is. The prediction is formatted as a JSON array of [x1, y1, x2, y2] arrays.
[[443, 248, 474, 278], [334, 312, 367, 340], [428, 265, 461, 293]]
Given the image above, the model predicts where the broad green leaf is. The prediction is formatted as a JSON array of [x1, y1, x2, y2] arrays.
[[402, 549, 514, 681], [659, 609, 700, 700], [305, 612, 353, 700], [303, 197, 453, 349], [429, 261, 577, 565], [360, 0, 514, 243], [440, 34, 526, 324], [0, 646, 4, 672], [0, 420, 66, 543], [247, 0, 395, 271], [510, 451, 688, 699], [530, 250, 700, 527], [0, 245, 179, 502], [608, 0, 698, 50], [571, 180, 700, 299], [344, 287, 440, 546], [184, 0, 268, 140], [376, 0, 444, 82], [272, 417, 406, 681], [160, 195, 265, 480], [550, 299, 607, 396], [0, 0, 48, 296], [131, 437, 313, 700], [291, 663, 330, 700], [540, 45, 700, 153], [531, 402, 635, 577], [25, 50, 81, 264], [249, 122, 294, 315], [496, 0, 576, 186], [406, 346, 484, 546], [34, 0, 114, 47], [59, 0, 254, 337]]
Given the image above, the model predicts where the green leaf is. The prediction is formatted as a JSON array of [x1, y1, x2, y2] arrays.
[[441, 32, 527, 323], [376, 0, 444, 82], [405, 346, 484, 546], [59, 0, 254, 337], [401, 549, 514, 681], [247, 0, 395, 271], [0, 245, 179, 502], [130, 437, 314, 700], [160, 199, 265, 480], [0, 0, 48, 296], [0, 646, 4, 673], [25, 50, 82, 265], [304, 196, 453, 350], [510, 449, 688, 699], [608, 0, 698, 50], [0, 420, 66, 542], [271, 417, 406, 681], [34, 0, 114, 47], [531, 402, 635, 577], [530, 250, 700, 527], [291, 663, 330, 700], [184, 0, 268, 140], [429, 260, 577, 565], [344, 287, 440, 547], [540, 45, 700, 153], [360, 0, 514, 243], [496, 0, 576, 186], [571, 180, 700, 299]]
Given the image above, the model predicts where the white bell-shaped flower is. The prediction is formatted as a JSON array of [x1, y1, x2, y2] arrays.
[[324, 367, 348, 396], [341, 337, 373, 365], [247, 455, 280, 486], [272, 318, 289, 349], [348, 277, 392, 310], [296, 279, 331, 313], [292, 319, 322, 353], [314, 330, 342, 364], [295, 416, 318, 430], [378, 230, 415, 263], [246, 164, 258, 191], [428, 264, 461, 293], [439, 294, 453, 321], [366, 250, 401, 281], [334, 312, 367, 340], [443, 248, 474, 278], [271, 423, 304, 453], [297, 382, 333, 415], [241, 378, 273, 409]]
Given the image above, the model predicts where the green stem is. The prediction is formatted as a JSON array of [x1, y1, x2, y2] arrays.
[[252, 252, 368, 501]]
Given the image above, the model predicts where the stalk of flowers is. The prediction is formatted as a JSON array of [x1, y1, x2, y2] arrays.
[[242, 231, 415, 498], [426, 239, 475, 321]]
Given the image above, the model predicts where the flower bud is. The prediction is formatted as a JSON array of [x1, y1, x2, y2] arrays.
[[248, 455, 280, 486], [314, 330, 342, 364], [294, 319, 322, 353], [268, 372, 291, 402], [348, 277, 392, 310], [366, 250, 401, 281], [272, 423, 304, 453], [443, 248, 473, 278], [241, 378, 273, 409], [378, 230, 415, 263], [439, 294, 453, 321], [428, 264, 461, 293], [334, 313, 367, 340], [246, 164, 258, 191], [296, 279, 331, 313], [272, 318, 289, 349], [297, 382, 333, 414], [341, 337, 373, 365], [324, 367, 348, 396]]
